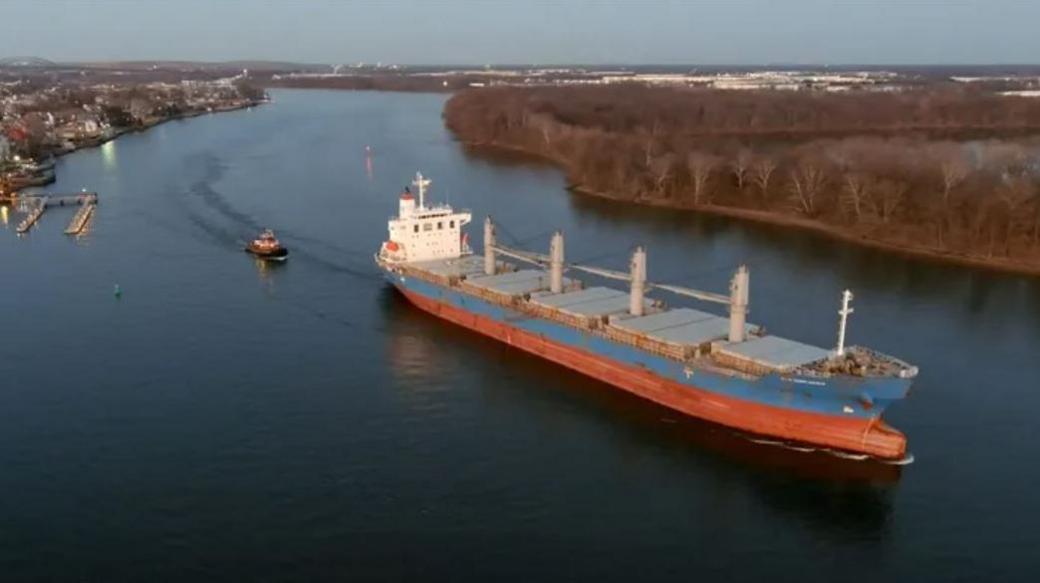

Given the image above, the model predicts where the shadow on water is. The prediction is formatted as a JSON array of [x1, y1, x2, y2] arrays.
[[378, 287, 897, 538]]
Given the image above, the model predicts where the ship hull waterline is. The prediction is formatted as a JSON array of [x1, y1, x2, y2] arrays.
[[391, 283, 906, 460]]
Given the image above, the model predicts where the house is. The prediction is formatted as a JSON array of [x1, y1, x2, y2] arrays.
[[80, 116, 101, 137]]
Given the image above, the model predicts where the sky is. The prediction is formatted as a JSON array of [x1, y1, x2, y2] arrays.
[[1, 0, 1038, 66]]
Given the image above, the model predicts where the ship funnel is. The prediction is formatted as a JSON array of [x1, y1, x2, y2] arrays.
[[629, 246, 647, 316], [484, 216, 496, 276], [728, 265, 750, 343], [835, 289, 854, 356], [550, 231, 564, 293]]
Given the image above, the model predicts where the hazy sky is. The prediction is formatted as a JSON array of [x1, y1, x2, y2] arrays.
[[2, 0, 1038, 65]]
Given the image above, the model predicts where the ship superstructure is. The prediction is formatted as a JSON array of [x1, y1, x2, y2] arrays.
[[379, 172, 472, 264], [376, 173, 917, 460]]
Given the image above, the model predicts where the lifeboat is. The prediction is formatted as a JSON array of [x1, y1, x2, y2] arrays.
[[246, 229, 289, 261]]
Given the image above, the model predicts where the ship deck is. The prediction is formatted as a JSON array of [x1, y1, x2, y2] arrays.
[[394, 255, 911, 379]]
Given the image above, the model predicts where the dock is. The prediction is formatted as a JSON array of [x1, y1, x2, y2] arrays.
[[64, 200, 96, 235], [12, 192, 98, 234], [15, 196, 48, 233]]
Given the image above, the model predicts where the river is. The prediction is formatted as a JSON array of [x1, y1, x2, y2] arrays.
[[1, 89, 1037, 581]]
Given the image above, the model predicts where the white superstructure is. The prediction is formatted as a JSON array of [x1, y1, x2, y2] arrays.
[[378, 172, 472, 264]]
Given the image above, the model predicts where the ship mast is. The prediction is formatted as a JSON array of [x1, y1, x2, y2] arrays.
[[413, 171, 431, 210], [835, 289, 854, 356], [484, 216, 497, 276]]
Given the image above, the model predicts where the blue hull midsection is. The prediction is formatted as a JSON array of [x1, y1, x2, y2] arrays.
[[384, 269, 908, 421]]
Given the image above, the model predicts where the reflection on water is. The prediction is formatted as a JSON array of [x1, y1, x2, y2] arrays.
[[253, 256, 285, 277], [100, 139, 117, 171]]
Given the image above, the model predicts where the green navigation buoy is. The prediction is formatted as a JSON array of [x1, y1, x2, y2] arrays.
[[114, 283, 122, 298]]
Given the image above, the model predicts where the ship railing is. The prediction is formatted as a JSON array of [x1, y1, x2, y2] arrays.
[[796, 345, 918, 379]]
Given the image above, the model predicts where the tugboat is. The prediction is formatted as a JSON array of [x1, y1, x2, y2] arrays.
[[246, 229, 289, 261]]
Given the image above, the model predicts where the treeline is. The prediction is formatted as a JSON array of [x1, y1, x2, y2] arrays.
[[261, 74, 485, 93], [444, 86, 1040, 266]]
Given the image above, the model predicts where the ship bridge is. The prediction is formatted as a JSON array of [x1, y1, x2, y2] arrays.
[[379, 172, 472, 264]]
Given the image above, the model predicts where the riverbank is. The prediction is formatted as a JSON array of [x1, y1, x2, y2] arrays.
[[443, 86, 1040, 278], [463, 140, 1040, 277], [575, 184, 1040, 277], [1, 99, 264, 201]]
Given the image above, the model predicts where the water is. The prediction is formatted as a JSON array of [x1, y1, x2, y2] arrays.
[[1, 90, 1037, 581]]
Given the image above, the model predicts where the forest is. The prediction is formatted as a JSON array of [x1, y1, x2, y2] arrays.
[[444, 85, 1040, 269]]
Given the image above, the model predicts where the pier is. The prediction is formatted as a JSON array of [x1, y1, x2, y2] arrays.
[[13, 192, 98, 234], [64, 198, 97, 235], [15, 196, 47, 234]]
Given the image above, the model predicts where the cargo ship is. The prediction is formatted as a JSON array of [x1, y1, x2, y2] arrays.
[[376, 173, 917, 460]]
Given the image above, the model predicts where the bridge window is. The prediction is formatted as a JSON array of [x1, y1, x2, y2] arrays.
[[413, 225, 419, 233], [437, 221, 443, 230], [450, 220, 455, 228], [423, 223, 432, 232]]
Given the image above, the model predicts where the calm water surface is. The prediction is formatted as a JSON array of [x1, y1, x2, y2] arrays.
[[1, 90, 1037, 581]]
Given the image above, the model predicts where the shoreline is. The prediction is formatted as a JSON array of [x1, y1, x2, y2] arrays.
[[460, 140, 1040, 278], [2, 100, 263, 201]]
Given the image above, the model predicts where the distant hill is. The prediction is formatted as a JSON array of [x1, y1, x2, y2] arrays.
[[0, 56, 59, 68], [66, 60, 332, 72]]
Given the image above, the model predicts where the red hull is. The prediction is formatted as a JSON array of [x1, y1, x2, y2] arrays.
[[398, 288, 906, 459]]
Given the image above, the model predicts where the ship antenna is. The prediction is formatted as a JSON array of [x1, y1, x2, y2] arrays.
[[413, 171, 431, 210], [835, 289, 854, 357]]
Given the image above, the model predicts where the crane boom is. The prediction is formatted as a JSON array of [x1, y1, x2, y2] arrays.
[[491, 243, 730, 306]]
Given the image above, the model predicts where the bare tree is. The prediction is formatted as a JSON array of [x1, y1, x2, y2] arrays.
[[841, 172, 871, 223], [528, 112, 561, 150], [873, 178, 908, 224], [643, 119, 662, 169], [687, 152, 719, 205], [730, 148, 753, 191], [937, 148, 969, 247], [998, 176, 1035, 256], [787, 160, 828, 216], [751, 156, 777, 205], [975, 197, 1005, 258], [648, 153, 676, 199], [1032, 190, 1040, 248]]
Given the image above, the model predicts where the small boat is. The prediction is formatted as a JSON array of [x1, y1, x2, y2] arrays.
[[246, 229, 289, 261]]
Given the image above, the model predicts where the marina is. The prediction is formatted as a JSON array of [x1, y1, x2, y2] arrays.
[[11, 192, 98, 234]]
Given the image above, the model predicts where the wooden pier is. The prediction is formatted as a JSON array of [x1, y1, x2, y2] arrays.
[[15, 196, 47, 234], [64, 200, 96, 235]]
